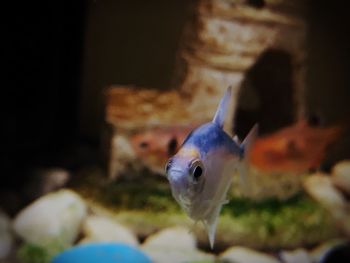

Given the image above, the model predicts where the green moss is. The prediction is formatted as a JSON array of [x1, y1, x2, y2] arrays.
[[17, 241, 66, 263], [72, 169, 340, 249], [74, 169, 179, 212], [214, 193, 338, 248]]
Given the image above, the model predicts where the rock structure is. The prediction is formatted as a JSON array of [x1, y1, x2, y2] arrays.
[[104, 0, 306, 179]]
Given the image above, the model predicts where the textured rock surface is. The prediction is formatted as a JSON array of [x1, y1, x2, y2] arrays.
[[13, 189, 87, 246], [141, 226, 214, 263], [80, 215, 139, 246], [105, 0, 306, 179], [220, 246, 280, 263], [176, 0, 306, 119]]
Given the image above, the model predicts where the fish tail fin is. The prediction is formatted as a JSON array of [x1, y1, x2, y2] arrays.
[[213, 86, 232, 129]]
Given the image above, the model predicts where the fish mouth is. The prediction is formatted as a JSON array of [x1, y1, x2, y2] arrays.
[[167, 169, 194, 211]]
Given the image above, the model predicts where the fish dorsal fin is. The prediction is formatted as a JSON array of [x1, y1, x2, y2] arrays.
[[212, 86, 232, 129]]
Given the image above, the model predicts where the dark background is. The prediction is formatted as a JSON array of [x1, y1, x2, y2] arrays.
[[3, 0, 350, 197]]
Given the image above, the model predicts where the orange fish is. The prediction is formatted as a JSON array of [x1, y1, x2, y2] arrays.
[[249, 120, 342, 173], [130, 125, 197, 173]]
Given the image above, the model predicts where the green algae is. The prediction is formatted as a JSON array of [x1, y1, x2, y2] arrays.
[[17, 241, 66, 263], [72, 168, 340, 249]]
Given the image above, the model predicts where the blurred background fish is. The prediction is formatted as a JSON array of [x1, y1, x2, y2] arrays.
[[249, 119, 343, 173]]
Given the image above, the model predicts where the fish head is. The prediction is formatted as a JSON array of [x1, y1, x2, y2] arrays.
[[165, 145, 206, 217]]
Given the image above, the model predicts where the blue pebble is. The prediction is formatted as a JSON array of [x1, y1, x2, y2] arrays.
[[51, 243, 152, 263]]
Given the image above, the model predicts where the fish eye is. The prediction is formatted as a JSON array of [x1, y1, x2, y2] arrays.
[[189, 159, 204, 181]]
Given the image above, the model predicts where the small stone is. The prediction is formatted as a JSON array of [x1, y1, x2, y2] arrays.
[[0, 210, 13, 259], [80, 215, 139, 246], [332, 160, 350, 194], [142, 226, 196, 250], [141, 226, 215, 263], [303, 174, 346, 211], [279, 248, 311, 263], [219, 246, 280, 263], [13, 189, 87, 246]]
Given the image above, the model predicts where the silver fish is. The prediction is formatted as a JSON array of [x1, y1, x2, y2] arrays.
[[165, 86, 257, 248]]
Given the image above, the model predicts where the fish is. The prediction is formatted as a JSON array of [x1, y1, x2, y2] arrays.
[[249, 119, 342, 173], [130, 125, 196, 174], [165, 86, 257, 248]]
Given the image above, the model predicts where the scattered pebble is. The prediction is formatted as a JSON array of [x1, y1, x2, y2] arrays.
[[141, 226, 214, 263], [303, 174, 346, 212], [219, 246, 280, 263], [332, 160, 350, 194], [13, 189, 87, 246], [142, 226, 196, 250], [279, 248, 311, 263], [80, 215, 139, 246]]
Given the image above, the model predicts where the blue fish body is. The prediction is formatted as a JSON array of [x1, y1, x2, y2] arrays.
[[165, 87, 257, 248]]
